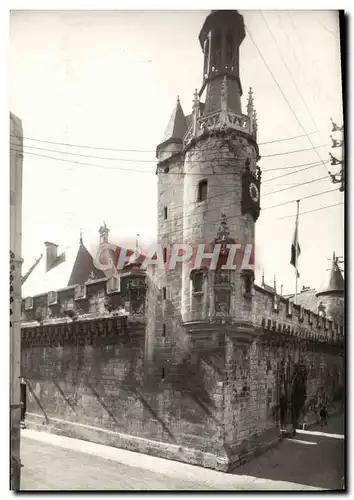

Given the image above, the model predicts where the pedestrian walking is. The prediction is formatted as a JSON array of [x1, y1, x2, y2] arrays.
[[319, 403, 328, 426]]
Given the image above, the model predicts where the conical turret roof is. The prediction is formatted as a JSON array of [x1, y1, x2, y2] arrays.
[[158, 97, 187, 148], [317, 252, 344, 296]]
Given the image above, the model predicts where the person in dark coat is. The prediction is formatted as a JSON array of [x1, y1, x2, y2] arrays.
[[319, 403, 328, 426], [279, 389, 287, 430]]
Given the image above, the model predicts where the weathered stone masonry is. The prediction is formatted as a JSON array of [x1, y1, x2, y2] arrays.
[[21, 9, 345, 473]]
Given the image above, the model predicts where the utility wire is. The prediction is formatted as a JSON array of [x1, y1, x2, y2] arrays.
[[146, 186, 340, 236], [262, 175, 329, 197], [260, 11, 319, 133], [246, 23, 331, 175], [276, 202, 343, 220], [262, 187, 338, 210], [10, 141, 329, 164], [10, 146, 329, 175], [262, 161, 327, 184], [10, 130, 321, 153]]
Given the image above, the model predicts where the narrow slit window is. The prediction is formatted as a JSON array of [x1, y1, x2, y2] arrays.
[[164, 206, 168, 220], [163, 287, 167, 300], [198, 179, 208, 202], [162, 324, 166, 337], [163, 247, 167, 263], [161, 367, 165, 380]]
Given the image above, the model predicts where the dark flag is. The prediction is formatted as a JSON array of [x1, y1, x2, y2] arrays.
[[290, 203, 301, 278]]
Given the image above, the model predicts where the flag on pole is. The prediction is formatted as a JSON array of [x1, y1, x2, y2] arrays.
[[290, 201, 301, 278]]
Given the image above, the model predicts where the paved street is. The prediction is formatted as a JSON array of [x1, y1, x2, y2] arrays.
[[233, 413, 345, 490], [20, 414, 344, 491]]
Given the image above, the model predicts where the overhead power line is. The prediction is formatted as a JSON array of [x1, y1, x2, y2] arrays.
[[262, 174, 330, 197], [246, 24, 331, 175], [139, 185, 340, 235], [260, 11, 319, 133], [10, 145, 330, 176], [10, 130, 321, 153], [277, 202, 344, 220], [262, 187, 338, 210], [10, 141, 329, 164], [262, 161, 326, 184]]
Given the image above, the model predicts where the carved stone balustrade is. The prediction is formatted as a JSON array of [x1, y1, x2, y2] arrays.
[[183, 109, 252, 149]]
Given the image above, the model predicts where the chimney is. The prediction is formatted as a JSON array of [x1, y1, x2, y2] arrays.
[[44, 241, 58, 272]]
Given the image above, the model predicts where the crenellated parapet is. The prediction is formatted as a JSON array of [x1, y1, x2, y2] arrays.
[[253, 286, 344, 346], [21, 268, 147, 328]]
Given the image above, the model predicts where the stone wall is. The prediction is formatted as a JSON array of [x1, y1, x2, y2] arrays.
[[22, 316, 232, 470]]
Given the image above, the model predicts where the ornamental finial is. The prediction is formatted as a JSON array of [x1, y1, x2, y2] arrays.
[[247, 87, 254, 116], [192, 88, 199, 110]]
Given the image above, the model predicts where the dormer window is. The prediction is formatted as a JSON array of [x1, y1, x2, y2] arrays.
[[308, 311, 313, 325], [197, 179, 208, 202], [286, 301, 292, 317], [299, 306, 304, 322], [75, 284, 86, 300], [25, 297, 33, 310], [48, 291, 58, 306], [107, 276, 120, 294], [273, 295, 279, 312]]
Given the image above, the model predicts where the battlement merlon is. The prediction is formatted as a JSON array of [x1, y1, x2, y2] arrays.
[[253, 285, 344, 345]]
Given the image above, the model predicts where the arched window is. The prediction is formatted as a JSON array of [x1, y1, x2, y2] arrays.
[[226, 32, 234, 67], [203, 38, 210, 78], [211, 30, 221, 71]]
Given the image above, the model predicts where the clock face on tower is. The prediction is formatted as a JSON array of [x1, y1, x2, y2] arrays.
[[249, 182, 259, 203]]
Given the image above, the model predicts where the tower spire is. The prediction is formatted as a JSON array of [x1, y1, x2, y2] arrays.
[[79, 228, 83, 245], [198, 10, 245, 114]]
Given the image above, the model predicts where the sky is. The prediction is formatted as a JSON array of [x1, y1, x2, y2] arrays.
[[9, 9, 344, 295]]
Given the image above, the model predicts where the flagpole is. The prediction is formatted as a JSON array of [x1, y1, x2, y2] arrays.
[[295, 200, 300, 305]]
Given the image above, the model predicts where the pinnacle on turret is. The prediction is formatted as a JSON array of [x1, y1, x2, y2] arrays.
[[247, 87, 254, 117], [192, 89, 199, 110]]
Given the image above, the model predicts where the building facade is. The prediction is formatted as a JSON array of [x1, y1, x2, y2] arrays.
[[10, 112, 23, 489], [21, 11, 344, 472]]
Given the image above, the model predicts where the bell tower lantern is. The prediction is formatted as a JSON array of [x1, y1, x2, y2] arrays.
[[199, 10, 246, 114]]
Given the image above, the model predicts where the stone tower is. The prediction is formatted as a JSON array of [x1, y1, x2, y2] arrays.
[[148, 9, 262, 368], [316, 252, 344, 325], [145, 11, 264, 468], [181, 10, 261, 327]]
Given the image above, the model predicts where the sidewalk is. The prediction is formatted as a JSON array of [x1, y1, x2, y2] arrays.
[[21, 429, 323, 491]]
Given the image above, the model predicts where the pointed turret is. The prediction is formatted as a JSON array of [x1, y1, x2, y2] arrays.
[[317, 252, 344, 296], [316, 252, 344, 324], [156, 96, 187, 157]]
